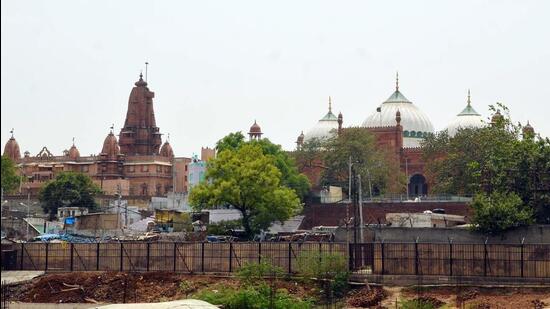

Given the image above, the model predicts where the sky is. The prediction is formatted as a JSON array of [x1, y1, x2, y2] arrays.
[[2, 0, 549, 157]]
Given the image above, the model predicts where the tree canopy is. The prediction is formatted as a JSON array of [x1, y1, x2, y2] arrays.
[[216, 132, 310, 200], [1, 155, 21, 194], [39, 172, 101, 220], [189, 144, 302, 238], [422, 103, 550, 227], [470, 192, 534, 235]]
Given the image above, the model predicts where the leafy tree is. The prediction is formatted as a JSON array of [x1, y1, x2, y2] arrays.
[[39, 172, 101, 220], [423, 102, 550, 225], [470, 192, 534, 235], [189, 144, 302, 238], [1, 155, 21, 194], [321, 127, 404, 196], [216, 132, 310, 200]]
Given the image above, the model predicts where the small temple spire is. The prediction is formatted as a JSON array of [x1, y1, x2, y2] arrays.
[[467, 89, 471, 106], [328, 96, 332, 113], [396, 71, 399, 91]]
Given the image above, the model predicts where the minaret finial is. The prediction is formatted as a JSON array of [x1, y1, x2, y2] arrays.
[[72, 137, 75, 146], [139, 71, 143, 80], [10, 128, 14, 138], [167, 133, 170, 142], [145, 62, 149, 83], [467, 89, 471, 106], [396, 71, 399, 91], [328, 96, 332, 112], [110, 124, 114, 133]]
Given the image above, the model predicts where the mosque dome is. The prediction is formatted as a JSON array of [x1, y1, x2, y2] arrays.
[[444, 90, 485, 137], [304, 97, 339, 142], [3, 131, 21, 161], [249, 121, 262, 134], [523, 121, 535, 138], [160, 140, 174, 158], [101, 130, 120, 158], [362, 74, 434, 148]]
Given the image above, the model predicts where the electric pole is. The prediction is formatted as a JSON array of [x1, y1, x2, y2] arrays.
[[358, 174, 364, 243]]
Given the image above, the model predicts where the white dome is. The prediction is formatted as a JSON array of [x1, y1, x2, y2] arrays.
[[362, 89, 434, 148], [445, 93, 485, 137], [304, 99, 340, 142]]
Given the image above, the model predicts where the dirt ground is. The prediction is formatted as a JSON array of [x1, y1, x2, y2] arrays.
[[401, 286, 550, 309], [5, 272, 550, 308]]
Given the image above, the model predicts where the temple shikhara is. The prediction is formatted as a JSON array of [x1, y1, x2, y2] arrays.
[[3, 74, 195, 197]]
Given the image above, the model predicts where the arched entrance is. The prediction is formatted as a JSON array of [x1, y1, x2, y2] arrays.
[[408, 174, 428, 197]]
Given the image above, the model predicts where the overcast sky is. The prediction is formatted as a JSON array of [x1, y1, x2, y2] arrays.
[[2, 0, 549, 157]]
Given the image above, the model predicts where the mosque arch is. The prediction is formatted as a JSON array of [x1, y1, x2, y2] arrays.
[[408, 173, 428, 197]]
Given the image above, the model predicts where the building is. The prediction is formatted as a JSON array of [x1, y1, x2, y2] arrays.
[[3, 74, 185, 197], [295, 74, 504, 198]]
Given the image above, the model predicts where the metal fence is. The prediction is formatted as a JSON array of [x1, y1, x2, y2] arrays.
[[3, 242, 549, 279]]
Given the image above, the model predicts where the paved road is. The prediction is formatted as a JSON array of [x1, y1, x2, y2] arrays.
[[1, 271, 44, 285]]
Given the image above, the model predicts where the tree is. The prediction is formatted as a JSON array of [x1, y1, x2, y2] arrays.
[[39, 172, 101, 220], [321, 127, 404, 196], [216, 132, 310, 200], [422, 102, 550, 225], [470, 192, 533, 235], [1, 155, 21, 194], [189, 144, 301, 238]]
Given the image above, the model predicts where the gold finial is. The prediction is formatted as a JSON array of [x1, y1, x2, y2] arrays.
[[110, 124, 114, 133], [396, 71, 399, 91], [467, 89, 471, 106], [328, 96, 332, 112], [10, 128, 14, 138]]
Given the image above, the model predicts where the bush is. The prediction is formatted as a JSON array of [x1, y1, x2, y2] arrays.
[[194, 283, 313, 309], [206, 219, 242, 235], [296, 251, 350, 299], [237, 260, 285, 285], [470, 191, 534, 235]]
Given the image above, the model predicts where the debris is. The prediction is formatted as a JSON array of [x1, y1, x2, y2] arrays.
[[347, 287, 387, 307]]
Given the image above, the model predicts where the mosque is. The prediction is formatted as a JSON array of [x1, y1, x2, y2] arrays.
[[294, 74, 494, 197]]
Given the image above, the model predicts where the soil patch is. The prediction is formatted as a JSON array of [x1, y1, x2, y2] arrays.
[[347, 287, 387, 308]]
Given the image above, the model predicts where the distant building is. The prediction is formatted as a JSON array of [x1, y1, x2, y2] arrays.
[[386, 212, 466, 228], [188, 154, 207, 190]]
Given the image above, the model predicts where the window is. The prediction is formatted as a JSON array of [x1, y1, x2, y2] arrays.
[[142, 165, 149, 172], [185, 165, 188, 171], [81, 165, 89, 172], [403, 131, 409, 137], [129, 166, 135, 173], [157, 165, 162, 172], [410, 131, 416, 137]]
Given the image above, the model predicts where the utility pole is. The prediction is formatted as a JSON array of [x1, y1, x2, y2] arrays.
[[348, 156, 352, 202], [358, 174, 364, 243], [352, 167, 358, 244]]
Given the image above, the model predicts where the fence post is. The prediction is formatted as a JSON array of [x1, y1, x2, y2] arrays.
[[381, 241, 385, 275], [120, 243, 124, 272], [348, 242, 353, 271], [483, 239, 488, 277], [319, 242, 322, 264], [20, 243, 24, 270], [229, 242, 233, 273], [414, 238, 419, 276], [45, 243, 49, 272], [96, 243, 100, 271], [70, 243, 74, 271], [146, 242, 150, 272], [288, 242, 292, 274], [258, 242, 262, 264], [201, 242, 205, 273], [173, 243, 177, 272], [449, 239, 453, 276], [520, 238, 525, 278]]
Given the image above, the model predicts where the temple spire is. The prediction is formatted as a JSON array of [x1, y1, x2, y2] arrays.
[[396, 71, 399, 91], [328, 96, 332, 113]]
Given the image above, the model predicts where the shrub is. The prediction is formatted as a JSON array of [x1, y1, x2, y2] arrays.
[[237, 260, 285, 285], [296, 251, 350, 299], [194, 283, 313, 309]]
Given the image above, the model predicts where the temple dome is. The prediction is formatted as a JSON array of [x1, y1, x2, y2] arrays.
[[101, 130, 120, 158], [160, 140, 174, 158], [304, 97, 339, 142], [362, 77, 434, 148], [3, 133, 21, 161], [68, 144, 80, 160], [444, 91, 485, 137], [249, 121, 262, 134]]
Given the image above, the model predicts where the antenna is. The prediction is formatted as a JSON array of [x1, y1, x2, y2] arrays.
[[145, 62, 149, 83]]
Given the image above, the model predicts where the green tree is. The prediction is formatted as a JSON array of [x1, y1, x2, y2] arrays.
[[321, 127, 404, 196], [189, 144, 301, 238], [470, 192, 534, 234], [216, 132, 310, 200], [1, 155, 21, 194], [39, 172, 101, 220], [422, 103, 550, 225]]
